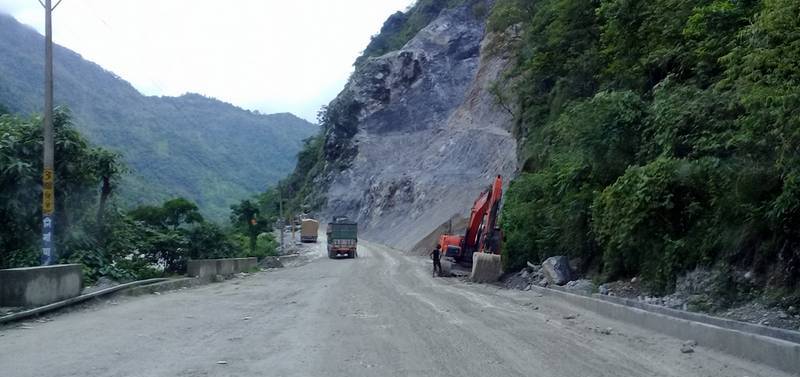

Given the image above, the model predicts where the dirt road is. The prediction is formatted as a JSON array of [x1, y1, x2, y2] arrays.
[[0, 241, 790, 377]]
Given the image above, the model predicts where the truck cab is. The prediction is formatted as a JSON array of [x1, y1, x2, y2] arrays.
[[326, 218, 358, 259]]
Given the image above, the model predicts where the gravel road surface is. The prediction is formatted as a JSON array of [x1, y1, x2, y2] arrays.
[[0, 241, 790, 377]]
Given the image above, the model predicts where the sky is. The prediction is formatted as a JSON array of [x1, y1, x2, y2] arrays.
[[0, 0, 415, 122]]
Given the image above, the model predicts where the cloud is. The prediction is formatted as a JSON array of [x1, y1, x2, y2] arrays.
[[0, 0, 414, 122]]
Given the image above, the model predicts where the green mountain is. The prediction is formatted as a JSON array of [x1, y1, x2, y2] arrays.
[[0, 14, 317, 219]]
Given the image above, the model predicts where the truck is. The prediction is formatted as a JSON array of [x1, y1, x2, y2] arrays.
[[327, 218, 358, 259], [300, 219, 319, 243]]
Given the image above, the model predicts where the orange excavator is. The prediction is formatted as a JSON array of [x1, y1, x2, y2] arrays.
[[438, 175, 503, 282]]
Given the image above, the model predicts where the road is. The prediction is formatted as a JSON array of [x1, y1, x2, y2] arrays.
[[0, 241, 791, 377]]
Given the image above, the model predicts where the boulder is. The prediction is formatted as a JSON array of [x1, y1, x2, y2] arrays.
[[542, 256, 574, 286], [260, 256, 284, 269], [564, 279, 593, 295]]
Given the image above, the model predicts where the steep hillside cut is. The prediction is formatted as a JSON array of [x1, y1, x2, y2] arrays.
[[321, 2, 518, 249]]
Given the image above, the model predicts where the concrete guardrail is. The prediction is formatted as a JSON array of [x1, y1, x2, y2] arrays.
[[0, 264, 82, 307], [0, 278, 169, 325], [187, 257, 257, 280]]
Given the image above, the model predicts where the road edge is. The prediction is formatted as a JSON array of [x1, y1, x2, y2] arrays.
[[0, 278, 170, 325], [531, 285, 800, 374]]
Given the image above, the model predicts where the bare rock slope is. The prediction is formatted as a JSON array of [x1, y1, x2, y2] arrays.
[[322, 4, 518, 249]]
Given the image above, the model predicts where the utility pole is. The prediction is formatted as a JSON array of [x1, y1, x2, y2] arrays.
[[40, 0, 63, 266], [278, 186, 284, 254], [291, 213, 296, 244]]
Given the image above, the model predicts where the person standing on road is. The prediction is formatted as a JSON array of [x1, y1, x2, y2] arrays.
[[430, 244, 442, 277]]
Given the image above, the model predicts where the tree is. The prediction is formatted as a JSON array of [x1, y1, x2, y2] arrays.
[[92, 149, 125, 225], [0, 109, 122, 269], [230, 199, 269, 254], [128, 197, 242, 273], [186, 222, 238, 260], [162, 198, 203, 230]]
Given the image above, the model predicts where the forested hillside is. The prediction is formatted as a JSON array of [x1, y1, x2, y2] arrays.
[[492, 0, 799, 297], [0, 108, 279, 280], [0, 14, 317, 219]]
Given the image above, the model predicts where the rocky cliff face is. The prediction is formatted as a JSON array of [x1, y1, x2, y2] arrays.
[[321, 3, 518, 249]]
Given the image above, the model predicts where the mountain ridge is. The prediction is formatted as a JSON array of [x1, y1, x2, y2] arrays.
[[0, 13, 317, 219]]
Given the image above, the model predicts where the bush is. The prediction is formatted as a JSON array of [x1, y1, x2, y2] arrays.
[[235, 232, 278, 260], [186, 222, 240, 261], [501, 159, 597, 271], [496, 0, 800, 296], [592, 158, 723, 292], [502, 91, 644, 272], [487, 0, 533, 32]]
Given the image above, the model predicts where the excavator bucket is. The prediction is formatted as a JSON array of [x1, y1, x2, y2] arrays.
[[470, 253, 502, 283]]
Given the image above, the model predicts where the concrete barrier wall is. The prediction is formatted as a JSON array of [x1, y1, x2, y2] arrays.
[[0, 264, 82, 307], [595, 291, 800, 344], [532, 285, 800, 374], [186, 258, 257, 280]]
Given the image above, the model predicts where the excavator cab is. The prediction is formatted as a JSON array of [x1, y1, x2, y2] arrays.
[[445, 245, 461, 258], [438, 234, 463, 258]]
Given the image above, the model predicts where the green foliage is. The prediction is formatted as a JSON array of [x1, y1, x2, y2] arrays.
[[129, 197, 203, 230], [185, 222, 239, 260], [230, 199, 271, 254], [510, 0, 602, 139], [488, 0, 535, 32], [682, 0, 758, 84], [592, 158, 721, 292], [0, 104, 269, 283], [498, 0, 800, 292], [501, 164, 597, 271], [68, 210, 162, 282], [502, 91, 644, 272], [642, 80, 740, 159], [233, 232, 278, 259], [128, 197, 245, 272], [0, 109, 120, 270], [162, 198, 204, 229]]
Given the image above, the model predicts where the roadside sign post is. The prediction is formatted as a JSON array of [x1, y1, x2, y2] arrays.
[[41, 169, 55, 265], [40, 0, 62, 266]]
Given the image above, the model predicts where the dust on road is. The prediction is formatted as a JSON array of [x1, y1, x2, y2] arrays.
[[0, 241, 790, 377]]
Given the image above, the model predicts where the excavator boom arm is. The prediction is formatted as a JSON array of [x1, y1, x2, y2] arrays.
[[463, 191, 490, 249], [479, 175, 503, 254]]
